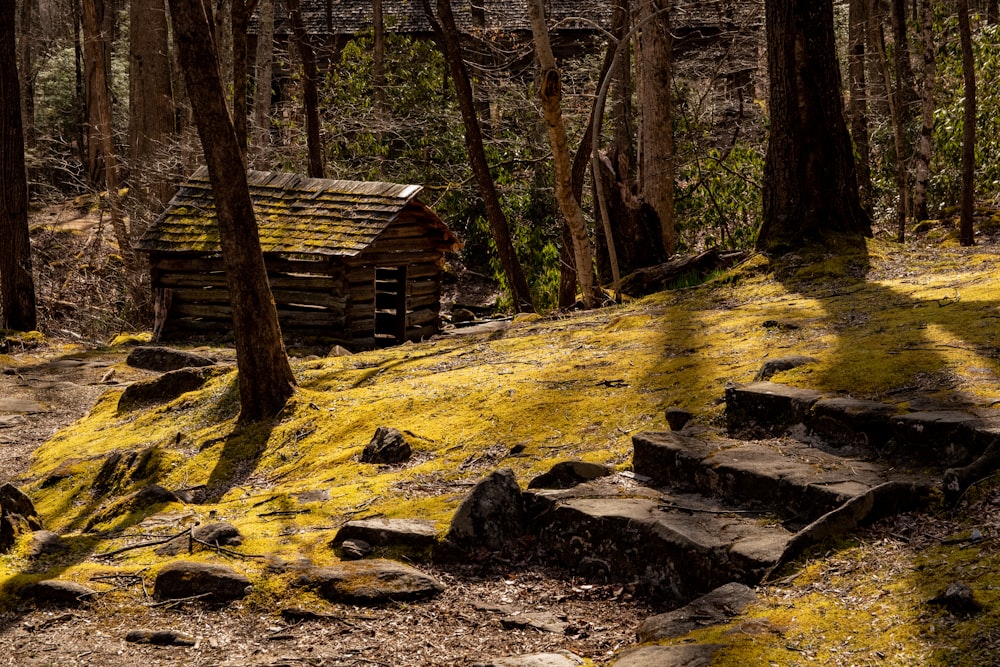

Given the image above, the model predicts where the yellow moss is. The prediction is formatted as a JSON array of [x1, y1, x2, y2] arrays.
[[107, 332, 152, 347]]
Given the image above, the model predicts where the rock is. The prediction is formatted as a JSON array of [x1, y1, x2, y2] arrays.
[[92, 446, 164, 493], [327, 345, 353, 357], [339, 539, 372, 560], [473, 651, 585, 667], [125, 629, 196, 646], [20, 580, 97, 606], [610, 644, 723, 667], [126, 346, 215, 372], [929, 581, 982, 615], [637, 582, 757, 642], [443, 468, 526, 552], [360, 426, 412, 464], [86, 484, 181, 532], [665, 407, 693, 431], [118, 366, 224, 412], [332, 517, 437, 552], [193, 522, 243, 547], [0, 484, 44, 552], [28, 530, 69, 558], [451, 308, 477, 324], [499, 612, 570, 634], [725, 382, 824, 437], [753, 355, 817, 382], [154, 561, 251, 602], [528, 461, 613, 490], [299, 558, 444, 605]]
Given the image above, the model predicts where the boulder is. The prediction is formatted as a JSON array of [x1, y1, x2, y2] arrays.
[[637, 582, 757, 642], [444, 468, 526, 552], [361, 426, 412, 464], [154, 561, 251, 602], [665, 407, 693, 431], [28, 530, 69, 558], [193, 522, 243, 547], [0, 484, 43, 552], [332, 518, 438, 553], [20, 579, 97, 606], [528, 461, 613, 490], [299, 559, 444, 604], [118, 366, 224, 412], [126, 346, 215, 372]]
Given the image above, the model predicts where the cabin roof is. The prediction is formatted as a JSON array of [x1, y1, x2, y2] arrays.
[[138, 168, 460, 257]]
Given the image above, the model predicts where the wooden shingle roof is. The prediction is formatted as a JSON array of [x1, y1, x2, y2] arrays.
[[138, 168, 459, 257]]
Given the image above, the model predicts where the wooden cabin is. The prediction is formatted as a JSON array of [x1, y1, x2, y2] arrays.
[[137, 168, 461, 350]]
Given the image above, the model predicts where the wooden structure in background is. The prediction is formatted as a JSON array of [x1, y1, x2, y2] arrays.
[[138, 168, 460, 349]]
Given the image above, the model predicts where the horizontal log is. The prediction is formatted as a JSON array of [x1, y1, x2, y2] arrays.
[[351, 250, 444, 266], [408, 279, 439, 298], [406, 307, 438, 328], [171, 301, 346, 325], [407, 263, 442, 280], [407, 292, 438, 311], [150, 253, 343, 277], [170, 287, 348, 310], [157, 272, 344, 292], [405, 323, 439, 341]]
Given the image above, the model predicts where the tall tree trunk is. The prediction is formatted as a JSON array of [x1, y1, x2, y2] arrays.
[[957, 0, 976, 246], [287, 0, 324, 178], [167, 0, 296, 423], [636, 0, 675, 256], [17, 0, 36, 150], [82, 0, 133, 268], [912, 0, 935, 221], [373, 0, 386, 113], [129, 0, 176, 205], [757, 0, 871, 252], [866, 0, 890, 119], [848, 0, 873, 213], [73, 0, 87, 173], [81, 0, 112, 187], [1, 0, 36, 331], [252, 0, 274, 168], [527, 0, 597, 307], [420, 0, 535, 312]]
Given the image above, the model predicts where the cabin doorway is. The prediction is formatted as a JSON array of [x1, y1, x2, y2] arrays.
[[374, 266, 407, 345]]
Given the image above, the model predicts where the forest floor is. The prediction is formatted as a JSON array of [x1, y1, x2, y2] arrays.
[[3, 208, 1000, 665]]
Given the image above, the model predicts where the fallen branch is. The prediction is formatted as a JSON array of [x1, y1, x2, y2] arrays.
[[95, 528, 192, 559]]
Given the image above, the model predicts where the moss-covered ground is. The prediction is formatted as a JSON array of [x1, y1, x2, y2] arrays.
[[6, 237, 1000, 664]]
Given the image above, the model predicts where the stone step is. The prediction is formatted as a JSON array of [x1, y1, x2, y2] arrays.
[[632, 430, 930, 527], [725, 381, 997, 466], [526, 479, 793, 602]]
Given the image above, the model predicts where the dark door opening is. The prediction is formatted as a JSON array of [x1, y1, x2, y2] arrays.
[[374, 266, 407, 345]]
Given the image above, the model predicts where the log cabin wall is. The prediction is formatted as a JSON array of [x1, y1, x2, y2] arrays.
[[140, 169, 460, 350]]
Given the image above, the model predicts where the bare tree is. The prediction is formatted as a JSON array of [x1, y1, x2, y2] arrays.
[[958, 0, 976, 246], [167, 0, 296, 423], [1, 0, 36, 331], [287, 0, 325, 178], [847, 0, 873, 213], [527, 0, 597, 307], [420, 0, 535, 312]]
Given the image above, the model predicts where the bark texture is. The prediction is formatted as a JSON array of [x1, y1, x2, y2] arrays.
[[168, 0, 296, 423], [912, 0, 935, 222], [0, 0, 36, 331], [287, 0, 325, 178], [757, 0, 871, 252], [958, 0, 976, 246], [847, 0, 872, 213], [252, 0, 275, 168]]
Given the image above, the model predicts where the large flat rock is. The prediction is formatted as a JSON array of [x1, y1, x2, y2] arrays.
[[527, 480, 791, 603]]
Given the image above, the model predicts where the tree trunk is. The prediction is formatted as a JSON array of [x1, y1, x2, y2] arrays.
[[287, 0, 324, 178], [17, 0, 36, 150], [636, 0, 676, 256], [957, 0, 976, 246], [757, 0, 871, 252], [421, 0, 535, 312], [912, 0, 935, 221], [128, 0, 176, 205], [527, 0, 597, 307], [81, 0, 112, 187], [252, 0, 274, 168], [847, 0, 873, 213], [82, 0, 133, 268], [73, 0, 87, 173], [0, 0, 36, 332], [167, 0, 296, 423], [865, 0, 890, 119]]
